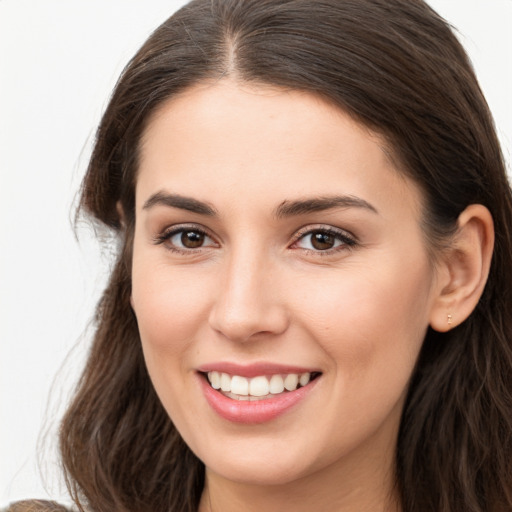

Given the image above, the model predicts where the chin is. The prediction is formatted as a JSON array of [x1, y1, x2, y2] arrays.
[[189, 427, 348, 488], [204, 453, 315, 487]]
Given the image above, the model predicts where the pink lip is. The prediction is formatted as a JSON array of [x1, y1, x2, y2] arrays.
[[197, 361, 319, 378], [198, 372, 320, 424]]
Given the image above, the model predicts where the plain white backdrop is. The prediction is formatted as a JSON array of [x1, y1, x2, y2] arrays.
[[0, 0, 511, 507]]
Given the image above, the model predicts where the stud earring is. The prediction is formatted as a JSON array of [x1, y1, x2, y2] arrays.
[[447, 314, 453, 325]]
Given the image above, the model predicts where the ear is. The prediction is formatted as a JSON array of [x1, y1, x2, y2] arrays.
[[429, 204, 494, 332], [116, 200, 135, 308], [116, 200, 126, 227]]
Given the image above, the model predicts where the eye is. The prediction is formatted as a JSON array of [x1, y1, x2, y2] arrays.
[[293, 227, 356, 252], [154, 225, 217, 252], [170, 229, 210, 249]]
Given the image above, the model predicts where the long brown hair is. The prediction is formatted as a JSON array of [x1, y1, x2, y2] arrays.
[[57, 1, 512, 511]]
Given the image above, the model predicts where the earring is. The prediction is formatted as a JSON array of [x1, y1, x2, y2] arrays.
[[447, 314, 453, 326]]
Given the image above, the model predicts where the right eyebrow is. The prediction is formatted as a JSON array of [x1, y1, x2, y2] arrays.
[[142, 191, 217, 216]]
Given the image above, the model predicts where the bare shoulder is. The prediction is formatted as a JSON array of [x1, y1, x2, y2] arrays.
[[2, 501, 73, 512]]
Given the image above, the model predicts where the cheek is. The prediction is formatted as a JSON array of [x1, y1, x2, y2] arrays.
[[285, 261, 433, 457], [131, 256, 214, 360], [291, 257, 433, 379], [130, 258, 214, 419]]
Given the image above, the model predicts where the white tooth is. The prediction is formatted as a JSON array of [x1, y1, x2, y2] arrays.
[[231, 376, 249, 395], [220, 373, 231, 392], [209, 371, 221, 389], [249, 376, 270, 397], [269, 374, 285, 394], [299, 372, 311, 387], [284, 373, 299, 391]]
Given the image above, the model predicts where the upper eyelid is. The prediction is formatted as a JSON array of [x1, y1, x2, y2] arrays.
[[289, 226, 358, 254], [154, 223, 218, 246], [292, 224, 357, 241], [161, 223, 214, 237]]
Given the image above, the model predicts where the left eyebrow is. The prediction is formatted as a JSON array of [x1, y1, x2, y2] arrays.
[[274, 195, 379, 219]]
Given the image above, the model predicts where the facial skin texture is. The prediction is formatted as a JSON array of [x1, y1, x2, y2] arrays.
[[131, 81, 446, 512]]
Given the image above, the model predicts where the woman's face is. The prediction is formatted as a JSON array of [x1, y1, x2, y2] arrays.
[[131, 81, 441, 487]]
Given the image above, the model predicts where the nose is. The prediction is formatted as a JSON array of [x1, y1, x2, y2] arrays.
[[208, 248, 289, 343]]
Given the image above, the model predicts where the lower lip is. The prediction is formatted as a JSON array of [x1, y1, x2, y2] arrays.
[[199, 375, 319, 424]]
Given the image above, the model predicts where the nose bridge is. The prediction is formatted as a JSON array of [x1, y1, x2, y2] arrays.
[[208, 240, 288, 342]]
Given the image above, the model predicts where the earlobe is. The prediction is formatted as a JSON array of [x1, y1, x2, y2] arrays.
[[429, 204, 494, 332]]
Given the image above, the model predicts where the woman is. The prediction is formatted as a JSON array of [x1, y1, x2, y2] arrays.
[[7, 0, 512, 511]]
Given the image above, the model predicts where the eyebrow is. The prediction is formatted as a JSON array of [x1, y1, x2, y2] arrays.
[[274, 195, 378, 218], [142, 191, 217, 216], [142, 191, 378, 218]]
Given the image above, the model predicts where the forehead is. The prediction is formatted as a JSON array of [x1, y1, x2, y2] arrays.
[[136, 80, 422, 220]]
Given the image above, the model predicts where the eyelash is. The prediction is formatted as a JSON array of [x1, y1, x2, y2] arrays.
[[153, 224, 216, 255], [291, 226, 357, 255], [153, 224, 357, 256]]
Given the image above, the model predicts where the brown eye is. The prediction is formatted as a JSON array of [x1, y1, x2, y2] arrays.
[[181, 230, 205, 248], [159, 227, 216, 251], [310, 231, 336, 250], [293, 227, 356, 253]]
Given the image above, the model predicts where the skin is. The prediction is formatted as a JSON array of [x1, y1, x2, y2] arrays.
[[130, 80, 491, 511]]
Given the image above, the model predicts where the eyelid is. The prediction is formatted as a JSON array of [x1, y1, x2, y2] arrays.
[[290, 224, 358, 252], [153, 223, 218, 250]]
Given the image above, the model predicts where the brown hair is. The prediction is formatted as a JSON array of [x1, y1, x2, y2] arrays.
[[56, 1, 512, 511], [5, 501, 71, 512]]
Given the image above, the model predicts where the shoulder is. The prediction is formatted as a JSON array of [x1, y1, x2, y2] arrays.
[[2, 501, 73, 512]]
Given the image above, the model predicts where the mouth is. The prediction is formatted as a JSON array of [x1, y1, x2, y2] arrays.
[[202, 370, 322, 401], [197, 363, 322, 423]]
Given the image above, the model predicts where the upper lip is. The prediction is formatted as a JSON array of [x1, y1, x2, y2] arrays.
[[197, 362, 320, 378]]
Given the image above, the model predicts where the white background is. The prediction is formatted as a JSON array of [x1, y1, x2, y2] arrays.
[[1, 0, 511, 507]]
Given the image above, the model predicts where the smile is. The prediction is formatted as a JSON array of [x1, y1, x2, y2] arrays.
[[197, 362, 322, 423], [206, 371, 315, 400]]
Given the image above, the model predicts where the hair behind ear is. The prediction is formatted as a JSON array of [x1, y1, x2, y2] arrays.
[[398, 201, 512, 511]]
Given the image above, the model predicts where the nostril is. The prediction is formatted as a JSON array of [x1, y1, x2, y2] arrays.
[[208, 305, 290, 343]]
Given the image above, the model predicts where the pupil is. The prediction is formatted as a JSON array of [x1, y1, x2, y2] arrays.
[[311, 232, 334, 250], [181, 231, 204, 248]]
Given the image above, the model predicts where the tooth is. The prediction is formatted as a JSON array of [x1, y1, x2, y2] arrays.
[[299, 372, 311, 387], [284, 373, 299, 391], [249, 376, 270, 397], [220, 373, 231, 392], [209, 371, 221, 389], [269, 374, 285, 394], [231, 376, 249, 395]]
